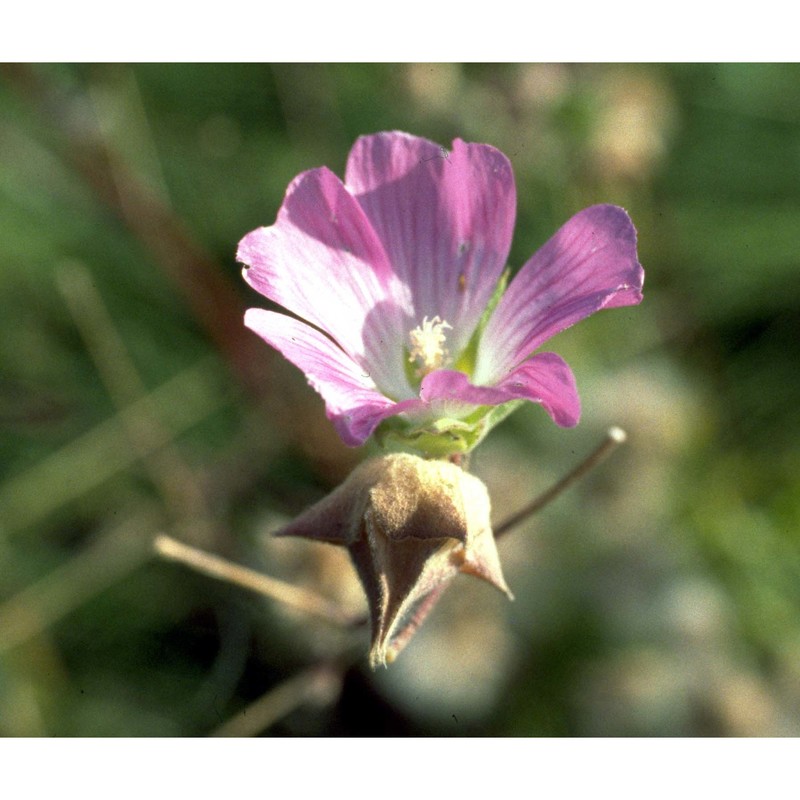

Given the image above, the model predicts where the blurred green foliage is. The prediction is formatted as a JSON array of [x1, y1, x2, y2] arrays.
[[1, 63, 799, 736]]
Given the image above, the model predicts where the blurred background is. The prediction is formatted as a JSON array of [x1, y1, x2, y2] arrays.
[[1, 63, 799, 737]]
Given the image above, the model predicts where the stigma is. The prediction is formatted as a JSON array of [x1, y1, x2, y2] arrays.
[[408, 316, 452, 377]]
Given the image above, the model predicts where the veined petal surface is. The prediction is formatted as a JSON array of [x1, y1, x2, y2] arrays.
[[240, 134, 644, 455], [238, 167, 410, 399], [414, 351, 579, 427], [244, 308, 399, 446], [346, 132, 516, 358], [474, 205, 643, 384], [493, 352, 580, 427]]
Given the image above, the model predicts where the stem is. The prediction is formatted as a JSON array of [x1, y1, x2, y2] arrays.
[[495, 427, 628, 539], [153, 534, 360, 627], [0, 521, 153, 655], [211, 664, 342, 737], [56, 262, 213, 540]]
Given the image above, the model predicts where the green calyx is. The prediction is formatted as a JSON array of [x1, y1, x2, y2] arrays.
[[375, 399, 524, 459]]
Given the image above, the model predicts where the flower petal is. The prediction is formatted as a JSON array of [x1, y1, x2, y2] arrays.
[[474, 205, 643, 384], [238, 167, 410, 399], [244, 308, 399, 447], [416, 353, 579, 427], [494, 353, 580, 427], [345, 132, 516, 357]]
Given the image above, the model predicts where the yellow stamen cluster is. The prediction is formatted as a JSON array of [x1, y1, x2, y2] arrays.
[[408, 315, 452, 377]]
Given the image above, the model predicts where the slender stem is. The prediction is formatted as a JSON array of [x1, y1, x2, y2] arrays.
[[0, 360, 222, 537], [495, 427, 628, 539], [56, 262, 214, 542], [0, 520, 153, 655], [211, 664, 342, 737], [153, 534, 359, 627]]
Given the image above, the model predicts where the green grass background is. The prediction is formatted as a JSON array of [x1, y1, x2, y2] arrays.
[[1, 63, 799, 736]]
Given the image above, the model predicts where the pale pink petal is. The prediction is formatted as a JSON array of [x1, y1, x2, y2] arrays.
[[238, 167, 410, 399], [244, 309, 401, 447], [474, 205, 643, 384], [345, 132, 516, 357], [412, 353, 579, 427]]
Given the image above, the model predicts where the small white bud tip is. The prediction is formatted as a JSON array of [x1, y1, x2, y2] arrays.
[[608, 426, 627, 444]]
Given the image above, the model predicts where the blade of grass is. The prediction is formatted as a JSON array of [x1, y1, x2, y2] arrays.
[[0, 518, 155, 655], [211, 663, 342, 737], [0, 357, 226, 536], [56, 261, 214, 541]]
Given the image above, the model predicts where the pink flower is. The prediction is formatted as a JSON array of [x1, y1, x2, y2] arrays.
[[238, 132, 643, 455]]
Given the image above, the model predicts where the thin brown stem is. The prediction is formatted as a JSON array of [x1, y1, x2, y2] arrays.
[[153, 534, 360, 627], [495, 427, 628, 539]]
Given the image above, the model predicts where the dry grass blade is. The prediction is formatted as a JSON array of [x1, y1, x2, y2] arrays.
[[56, 261, 217, 545], [0, 358, 224, 536], [211, 664, 343, 737], [0, 519, 154, 655]]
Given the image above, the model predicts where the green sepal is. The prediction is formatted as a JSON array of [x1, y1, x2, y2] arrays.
[[453, 268, 510, 375], [374, 397, 525, 459]]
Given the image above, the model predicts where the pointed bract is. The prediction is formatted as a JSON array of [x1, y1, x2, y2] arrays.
[[276, 453, 510, 667]]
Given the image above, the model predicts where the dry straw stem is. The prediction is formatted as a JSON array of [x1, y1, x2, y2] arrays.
[[153, 430, 627, 631], [154, 534, 360, 628], [495, 426, 628, 538], [0, 358, 223, 536], [56, 261, 215, 541], [0, 520, 154, 655], [211, 663, 343, 737]]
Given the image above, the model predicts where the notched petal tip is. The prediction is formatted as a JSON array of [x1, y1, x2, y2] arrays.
[[587, 203, 645, 299], [236, 225, 270, 268]]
